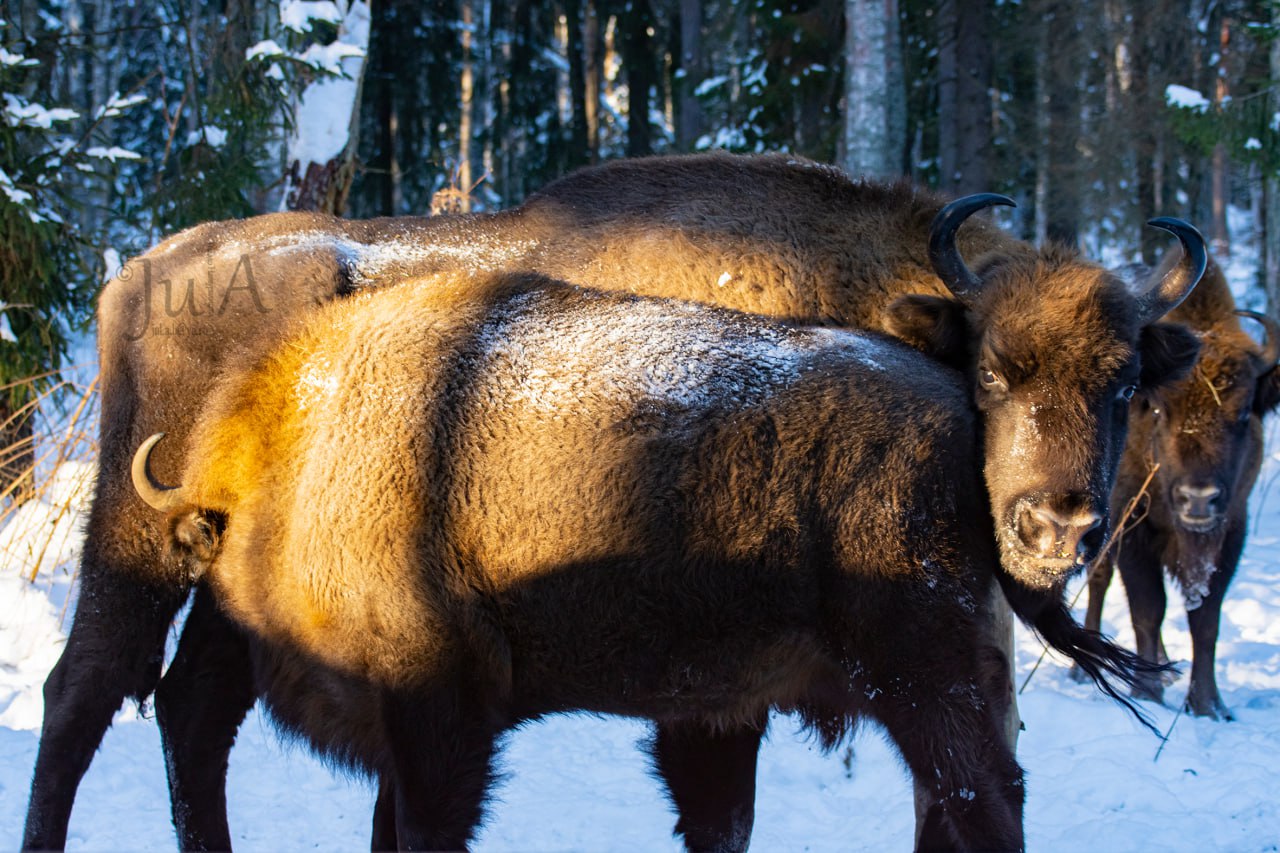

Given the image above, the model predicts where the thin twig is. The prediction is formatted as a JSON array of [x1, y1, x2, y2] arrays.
[[1153, 692, 1186, 763]]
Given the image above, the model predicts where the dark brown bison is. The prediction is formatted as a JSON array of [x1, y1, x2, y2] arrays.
[[1082, 256, 1280, 720], [24, 152, 1200, 850], [131, 271, 1046, 850]]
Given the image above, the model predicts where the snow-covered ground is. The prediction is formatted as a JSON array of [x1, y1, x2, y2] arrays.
[[5, 258, 1280, 851]]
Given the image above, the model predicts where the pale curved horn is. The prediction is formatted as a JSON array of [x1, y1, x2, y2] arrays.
[[1137, 218, 1208, 324], [131, 433, 187, 512], [927, 192, 1017, 304], [1235, 310, 1280, 365]]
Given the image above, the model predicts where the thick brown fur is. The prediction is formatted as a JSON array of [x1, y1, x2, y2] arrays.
[[161, 272, 1025, 850], [27, 152, 1193, 849], [1082, 257, 1280, 719]]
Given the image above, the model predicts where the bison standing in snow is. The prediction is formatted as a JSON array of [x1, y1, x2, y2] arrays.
[[25, 153, 1203, 850], [1082, 257, 1280, 719], [131, 271, 1071, 850]]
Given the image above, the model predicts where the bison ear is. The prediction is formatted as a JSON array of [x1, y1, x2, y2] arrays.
[[1139, 322, 1200, 390], [1254, 366, 1280, 415], [169, 510, 223, 566], [884, 295, 969, 369]]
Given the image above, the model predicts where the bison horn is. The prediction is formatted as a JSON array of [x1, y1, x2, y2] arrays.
[[1136, 218, 1207, 324], [131, 433, 187, 513], [1235, 310, 1280, 365], [927, 192, 1016, 304]]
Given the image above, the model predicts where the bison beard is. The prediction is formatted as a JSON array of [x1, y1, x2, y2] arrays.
[[26, 152, 1204, 850]]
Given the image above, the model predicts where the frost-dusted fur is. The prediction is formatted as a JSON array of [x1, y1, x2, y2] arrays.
[[26, 152, 1195, 849], [159, 273, 1025, 850], [1083, 257, 1280, 719]]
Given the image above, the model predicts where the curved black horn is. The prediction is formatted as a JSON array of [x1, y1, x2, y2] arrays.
[[131, 432, 187, 512], [927, 193, 1016, 303], [1137, 218, 1208, 324], [1235, 310, 1280, 365]]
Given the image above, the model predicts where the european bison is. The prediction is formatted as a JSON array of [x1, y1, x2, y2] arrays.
[[24, 152, 1200, 850], [1082, 256, 1280, 719], [131, 271, 1045, 850]]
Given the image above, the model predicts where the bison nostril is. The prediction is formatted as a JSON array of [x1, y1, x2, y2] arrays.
[[1017, 504, 1103, 562], [1174, 484, 1222, 518]]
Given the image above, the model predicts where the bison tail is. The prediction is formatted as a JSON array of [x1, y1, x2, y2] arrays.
[[1029, 601, 1175, 736]]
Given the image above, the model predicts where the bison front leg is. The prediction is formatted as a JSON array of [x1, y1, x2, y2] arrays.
[[1114, 530, 1168, 705], [371, 777, 397, 852], [383, 687, 499, 851], [1182, 528, 1242, 721], [23, 557, 187, 851], [649, 716, 766, 853], [874, 661, 1024, 851], [154, 585, 256, 850], [1070, 555, 1118, 686]]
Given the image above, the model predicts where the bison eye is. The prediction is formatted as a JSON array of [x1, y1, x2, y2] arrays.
[[979, 368, 1006, 393], [1118, 384, 1137, 401]]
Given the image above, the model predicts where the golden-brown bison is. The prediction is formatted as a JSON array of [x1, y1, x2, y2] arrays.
[[128, 271, 1168, 850]]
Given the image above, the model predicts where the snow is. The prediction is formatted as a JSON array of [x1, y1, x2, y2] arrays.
[[94, 92, 149, 120], [84, 146, 142, 163], [0, 305, 16, 343], [184, 125, 228, 149], [3, 93, 78, 128], [245, 39, 286, 62], [0, 167, 33, 206], [1166, 84, 1211, 113], [280, 0, 343, 33], [285, 1, 370, 170], [4, 255, 1280, 850], [0, 46, 37, 67]]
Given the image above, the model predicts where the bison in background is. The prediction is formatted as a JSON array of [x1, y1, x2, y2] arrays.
[[1082, 256, 1280, 719], [25, 152, 1203, 851], [131, 272, 1040, 850]]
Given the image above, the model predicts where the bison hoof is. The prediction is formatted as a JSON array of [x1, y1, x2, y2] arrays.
[[1130, 681, 1164, 705], [1185, 693, 1234, 721]]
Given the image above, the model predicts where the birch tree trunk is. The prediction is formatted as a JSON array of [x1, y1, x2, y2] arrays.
[[1209, 12, 1230, 258], [458, 0, 475, 212], [840, 0, 904, 179], [1265, 3, 1280, 318], [282, 0, 373, 215]]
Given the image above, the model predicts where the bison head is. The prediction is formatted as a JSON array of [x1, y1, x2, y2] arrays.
[[886, 197, 1205, 591], [1139, 294, 1280, 535]]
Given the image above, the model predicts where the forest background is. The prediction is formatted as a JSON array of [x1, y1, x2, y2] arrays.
[[3, 0, 1280, 505]]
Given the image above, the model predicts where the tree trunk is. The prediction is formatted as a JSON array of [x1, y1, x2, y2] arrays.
[[1209, 13, 1230, 258], [677, 0, 704, 150], [1035, 0, 1081, 247], [841, 0, 903, 179], [565, 0, 590, 167], [1265, 3, 1280, 320], [619, 0, 656, 156], [1131, 1, 1161, 263], [457, 0, 475, 212], [283, 0, 373, 215], [584, 0, 602, 161]]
